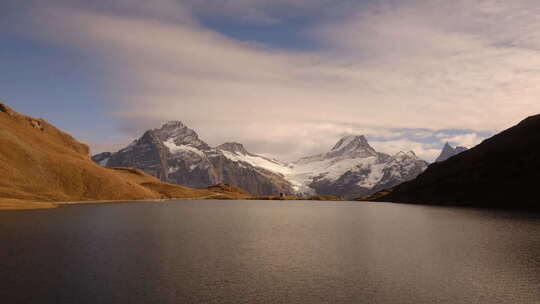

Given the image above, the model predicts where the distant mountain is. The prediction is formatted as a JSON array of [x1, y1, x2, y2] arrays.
[[94, 121, 294, 196], [290, 136, 428, 198], [380, 114, 540, 210], [94, 126, 428, 198], [435, 142, 468, 162], [0, 102, 232, 209]]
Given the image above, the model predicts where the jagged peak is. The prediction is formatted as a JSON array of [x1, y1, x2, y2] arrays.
[[154, 120, 201, 142], [442, 142, 467, 152], [128, 121, 211, 151], [331, 135, 371, 152], [436, 142, 468, 162], [218, 142, 249, 155]]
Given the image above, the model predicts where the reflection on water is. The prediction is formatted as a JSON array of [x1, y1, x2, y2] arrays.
[[1, 200, 540, 303]]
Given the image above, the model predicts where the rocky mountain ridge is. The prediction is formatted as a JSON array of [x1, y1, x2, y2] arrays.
[[94, 122, 294, 196], [94, 121, 429, 198]]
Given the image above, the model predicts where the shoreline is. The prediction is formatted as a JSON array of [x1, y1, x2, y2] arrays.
[[0, 195, 223, 211], [0, 195, 349, 210]]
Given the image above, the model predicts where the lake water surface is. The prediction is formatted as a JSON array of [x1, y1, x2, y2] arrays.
[[1, 200, 540, 303]]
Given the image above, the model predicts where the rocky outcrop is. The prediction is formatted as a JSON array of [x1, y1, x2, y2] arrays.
[[0, 103, 10, 113]]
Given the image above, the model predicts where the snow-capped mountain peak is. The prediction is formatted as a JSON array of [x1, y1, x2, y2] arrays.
[[93, 122, 429, 199], [154, 121, 210, 150], [325, 135, 378, 159], [331, 135, 371, 151], [287, 136, 428, 197]]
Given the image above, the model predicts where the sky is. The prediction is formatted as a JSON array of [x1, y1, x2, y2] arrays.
[[2, 0, 540, 162]]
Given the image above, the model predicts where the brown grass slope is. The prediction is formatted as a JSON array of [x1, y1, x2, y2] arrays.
[[205, 183, 252, 199], [249, 194, 344, 201], [0, 102, 221, 209]]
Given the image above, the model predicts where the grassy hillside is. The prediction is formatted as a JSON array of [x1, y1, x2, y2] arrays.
[[0, 102, 244, 209]]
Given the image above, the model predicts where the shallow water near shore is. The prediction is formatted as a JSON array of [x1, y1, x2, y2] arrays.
[[1, 200, 540, 303]]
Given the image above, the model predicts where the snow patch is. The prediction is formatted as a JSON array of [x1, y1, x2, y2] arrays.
[[221, 151, 291, 176], [358, 163, 385, 188], [164, 138, 204, 157], [292, 156, 378, 182], [332, 136, 357, 151]]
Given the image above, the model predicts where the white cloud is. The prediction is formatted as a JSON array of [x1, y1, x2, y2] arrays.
[[18, 0, 540, 161], [439, 133, 486, 148]]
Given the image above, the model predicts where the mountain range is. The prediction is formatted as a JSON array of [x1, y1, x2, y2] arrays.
[[93, 121, 429, 198], [0, 103, 248, 209], [4, 99, 539, 211]]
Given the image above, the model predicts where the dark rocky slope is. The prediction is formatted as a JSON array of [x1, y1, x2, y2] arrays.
[[381, 114, 540, 210]]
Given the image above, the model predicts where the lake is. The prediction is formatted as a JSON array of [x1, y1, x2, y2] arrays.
[[1, 200, 540, 303]]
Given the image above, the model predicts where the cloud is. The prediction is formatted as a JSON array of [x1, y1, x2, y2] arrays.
[[313, 0, 540, 130], [439, 133, 486, 148], [15, 0, 540, 161], [182, 0, 353, 25]]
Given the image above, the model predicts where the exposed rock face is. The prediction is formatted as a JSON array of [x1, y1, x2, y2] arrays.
[[94, 122, 294, 196], [217, 142, 249, 155], [382, 114, 540, 210], [107, 130, 171, 181], [93, 123, 428, 198], [435, 142, 468, 162]]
